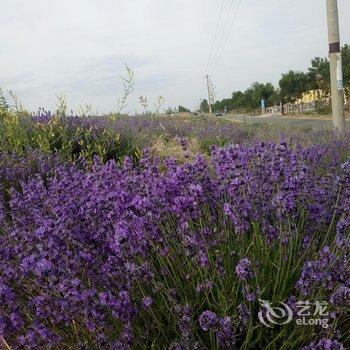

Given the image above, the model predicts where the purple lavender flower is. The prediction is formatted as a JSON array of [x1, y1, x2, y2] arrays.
[[199, 250, 209, 269], [196, 281, 213, 293], [286, 295, 299, 318], [301, 338, 344, 350], [173, 304, 198, 349], [330, 286, 350, 307], [237, 303, 250, 329], [245, 292, 256, 302], [0, 186, 5, 226], [142, 296, 153, 309], [217, 317, 236, 349], [0, 128, 350, 348], [236, 258, 254, 281], [112, 323, 133, 350], [297, 247, 350, 296], [198, 311, 219, 331]]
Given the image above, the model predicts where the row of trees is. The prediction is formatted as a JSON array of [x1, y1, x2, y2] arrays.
[[200, 44, 350, 114], [208, 82, 278, 113], [165, 105, 191, 115]]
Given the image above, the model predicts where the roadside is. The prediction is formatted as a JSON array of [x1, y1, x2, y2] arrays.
[[273, 112, 350, 120], [222, 114, 350, 129]]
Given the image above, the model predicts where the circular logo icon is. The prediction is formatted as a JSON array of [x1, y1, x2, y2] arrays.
[[258, 299, 293, 328]]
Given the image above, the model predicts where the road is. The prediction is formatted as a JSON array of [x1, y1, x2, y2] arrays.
[[223, 114, 350, 129]]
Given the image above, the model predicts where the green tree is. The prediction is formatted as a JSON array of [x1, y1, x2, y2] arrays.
[[200, 99, 209, 113], [342, 44, 350, 108], [243, 87, 255, 111], [270, 88, 281, 106], [231, 91, 246, 110], [212, 83, 277, 113], [279, 70, 309, 103], [250, 82, 276, 108], [178, 105, 190, 113], [213, 98, 233, 112], [165, 107, 177, 115], [307, 57, 330, 95]]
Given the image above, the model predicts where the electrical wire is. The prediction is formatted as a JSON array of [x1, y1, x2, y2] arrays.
[[210, 0, 242, 68], [213, 0, 242, 65], [209, 0, 237, 69], [205, 0, 225, 73]]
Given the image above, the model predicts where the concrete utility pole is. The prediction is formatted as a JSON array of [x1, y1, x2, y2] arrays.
[[326, 0, 345, 131], [205, 74, 213, 118]]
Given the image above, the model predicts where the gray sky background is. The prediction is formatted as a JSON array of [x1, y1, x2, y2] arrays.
[[1, 0, 350, 114]]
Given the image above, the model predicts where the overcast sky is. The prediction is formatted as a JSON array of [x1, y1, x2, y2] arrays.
[[1, 0, 350, 114]]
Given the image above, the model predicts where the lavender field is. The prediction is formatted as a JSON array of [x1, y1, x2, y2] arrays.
[[0, 113, 350, 349]]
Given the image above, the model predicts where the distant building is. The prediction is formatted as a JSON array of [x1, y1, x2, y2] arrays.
[[266, 89, 348, 116], [297, 89, 348, 105], [297, 89, 330, 104]]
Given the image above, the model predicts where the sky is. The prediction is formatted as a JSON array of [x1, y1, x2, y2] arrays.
[[1, 0, 350, 114]]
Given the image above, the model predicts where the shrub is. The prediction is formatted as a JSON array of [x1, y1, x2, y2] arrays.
[[0, 141, 349, 349]]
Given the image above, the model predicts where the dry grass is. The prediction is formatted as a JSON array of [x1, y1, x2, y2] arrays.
[[150, 134, 202, 163]]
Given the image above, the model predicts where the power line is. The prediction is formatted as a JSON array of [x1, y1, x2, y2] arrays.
[[209, 0, 236, 70], [205, 0, 225, 73], [213, 0, 242, 65]]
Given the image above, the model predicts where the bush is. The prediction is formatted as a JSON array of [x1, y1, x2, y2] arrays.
[[0, 113, 141, 164], [1, 141, 350, 349]]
